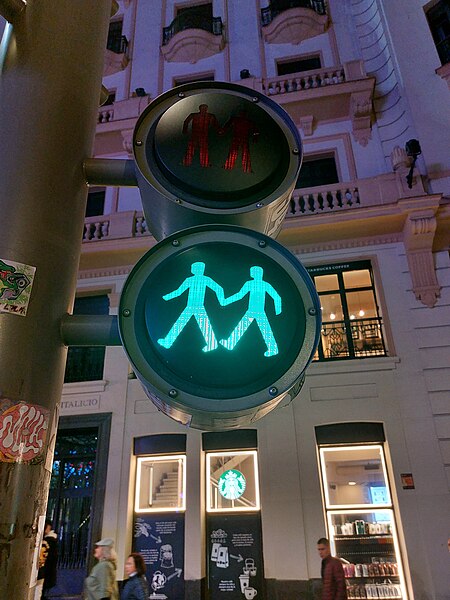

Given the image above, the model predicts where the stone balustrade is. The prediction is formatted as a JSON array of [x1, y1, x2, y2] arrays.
[[98, 107, 114, 123], [83, 218, 110, 241], [289, 183, 360, 216], [81, 171, 416, 244], [263, 66, 345, 96], [83, 211, 150, 243]]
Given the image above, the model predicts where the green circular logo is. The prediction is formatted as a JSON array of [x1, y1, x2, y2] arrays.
[[218, 469, 246, 500]]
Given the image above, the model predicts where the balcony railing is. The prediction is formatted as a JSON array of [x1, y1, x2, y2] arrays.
[[80, 170, 411, 246], [289, 183, 360, 216], [82, 212, 150, 242], [261, 0, 327, 26], [162, 14, 223, 45], [263, 66, 345, 96], [106, 33, 129, 55], [318, 318, 386, 360]]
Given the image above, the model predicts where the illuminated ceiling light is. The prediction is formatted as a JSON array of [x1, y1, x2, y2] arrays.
[[330, 313, 336, 320], [348, 481, 357, 486], [359, 309, 365, 317], [350, 314, 355, 320]]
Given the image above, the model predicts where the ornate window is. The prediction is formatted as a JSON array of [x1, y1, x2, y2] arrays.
[[425, 0, 450, 65], [307, 262, 387, 361]]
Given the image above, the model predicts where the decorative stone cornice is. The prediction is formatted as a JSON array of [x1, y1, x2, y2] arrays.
[[161, 28, 225, 64], [287, 233, 402, 255], [261, 7, 328, 44], [401, 198, 442, 308], [78, 265, 134, 280]]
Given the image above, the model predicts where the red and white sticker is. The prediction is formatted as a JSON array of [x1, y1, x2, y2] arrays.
[[0, 399, 49, 462]]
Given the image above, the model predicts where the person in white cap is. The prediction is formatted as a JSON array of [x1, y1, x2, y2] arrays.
[[83, 538, 119, 600]]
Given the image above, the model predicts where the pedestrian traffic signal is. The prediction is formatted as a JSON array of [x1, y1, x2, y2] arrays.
[[118, 225, 321, 430], [133, 82, 302, 240]]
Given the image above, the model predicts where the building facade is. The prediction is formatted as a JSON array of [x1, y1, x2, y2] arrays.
[[28, 1, 450, 599]]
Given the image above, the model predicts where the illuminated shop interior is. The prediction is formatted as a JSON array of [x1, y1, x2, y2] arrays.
[[319, 445, 408, 600]]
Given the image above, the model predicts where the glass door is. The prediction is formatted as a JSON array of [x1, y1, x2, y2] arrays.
[[319, 445, 409, 600]]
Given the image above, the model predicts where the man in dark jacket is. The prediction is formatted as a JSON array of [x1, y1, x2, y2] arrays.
[[317, 537, 347, 600], [40, 520, 58, 599]]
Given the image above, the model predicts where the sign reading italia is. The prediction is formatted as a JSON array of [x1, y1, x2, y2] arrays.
[[118, 225, 321, 430]]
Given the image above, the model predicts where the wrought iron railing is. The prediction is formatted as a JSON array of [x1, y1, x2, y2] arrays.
[[318, 317, 386, 360], [64, 346, 105, 383], [261, 0, 327, 26], [162, 14, 223, 45], [106, 33, 129, 55]]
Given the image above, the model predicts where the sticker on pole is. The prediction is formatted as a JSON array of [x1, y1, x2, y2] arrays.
[[0, 397, 49, 462], [0, 258, 36, 316]]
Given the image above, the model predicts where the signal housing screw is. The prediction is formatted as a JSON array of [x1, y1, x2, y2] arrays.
[[122, 309, 131, 317]]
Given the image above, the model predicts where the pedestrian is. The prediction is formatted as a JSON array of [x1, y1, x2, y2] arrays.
[[317, 537, 348, 600], [84, 538, 119, 600], [121, 552, 149, 600], [41, 520, 58, 599]]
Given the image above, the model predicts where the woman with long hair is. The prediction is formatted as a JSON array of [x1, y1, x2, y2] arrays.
[[121, 552, 149, 600]]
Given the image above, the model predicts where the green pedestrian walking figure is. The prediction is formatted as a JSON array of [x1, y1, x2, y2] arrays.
[[157, 262, 225, 352], [219, 266, 282, 357]]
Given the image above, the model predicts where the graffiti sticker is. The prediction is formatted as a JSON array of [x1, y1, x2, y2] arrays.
[[0, 397, 49, 462], [0, 258, 35, 316]]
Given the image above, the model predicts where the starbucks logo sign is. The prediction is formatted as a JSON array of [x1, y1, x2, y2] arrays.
[[218, 469, 246, 500]]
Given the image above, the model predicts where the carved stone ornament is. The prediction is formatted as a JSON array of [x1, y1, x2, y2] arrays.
[[299, 115, 314, 136], [402, 205, 441, 308], [350, 91, 373, 146], [104, 49, 129, 77], [121, 128, 134, 156], [161, 29, 225, 64], [262, 7, 328, 45]]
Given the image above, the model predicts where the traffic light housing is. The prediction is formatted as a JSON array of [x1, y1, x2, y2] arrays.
[[117, 82, 321, 430], [119, 225, 321, 430], [132, 82, 302, 240]]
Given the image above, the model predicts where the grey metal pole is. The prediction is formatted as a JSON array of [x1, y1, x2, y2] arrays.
[[84, 157, 138, 187], [0, 2, 113, 598], [60, 315, 121, 347]]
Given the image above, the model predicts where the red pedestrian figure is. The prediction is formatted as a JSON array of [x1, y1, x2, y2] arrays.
[[222, 110, 259, 173], [182, 104, 221, 168]]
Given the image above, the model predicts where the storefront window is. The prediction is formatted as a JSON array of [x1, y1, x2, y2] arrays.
[[307, 261, 387, 360], [318, 445, 409, 599], [206, 450, 260, 512], [135, 455, 186, 513]]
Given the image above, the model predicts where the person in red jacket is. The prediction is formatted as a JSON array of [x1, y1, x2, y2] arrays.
[[317, 538, 348, 600]]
